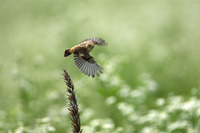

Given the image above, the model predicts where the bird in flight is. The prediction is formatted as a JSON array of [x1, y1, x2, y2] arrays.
[[64, 38, 107, 78]]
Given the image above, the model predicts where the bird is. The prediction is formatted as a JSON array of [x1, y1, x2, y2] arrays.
[[64, 38, 107, 78]]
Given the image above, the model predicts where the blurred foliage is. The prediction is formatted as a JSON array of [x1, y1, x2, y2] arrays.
[[1, 1, 200, 133]]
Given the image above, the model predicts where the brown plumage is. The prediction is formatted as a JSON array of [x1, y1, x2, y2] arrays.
[[64, 38, 107, 78]]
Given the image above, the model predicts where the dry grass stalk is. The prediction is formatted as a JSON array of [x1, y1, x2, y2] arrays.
[[63, 70, 82, 133]]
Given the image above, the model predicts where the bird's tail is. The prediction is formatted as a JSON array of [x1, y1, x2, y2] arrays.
[[64, 49, 72, 57]]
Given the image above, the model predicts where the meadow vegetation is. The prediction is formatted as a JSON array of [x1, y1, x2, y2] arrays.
[[1, 1, 200, 133]]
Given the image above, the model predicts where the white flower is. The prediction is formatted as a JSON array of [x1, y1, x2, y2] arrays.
[[115, 127, 124, 132], [144, 79, 158, 92], [38, 117, 50, 123], [90, 119, 101, 127], [140, 127, 159, 133], [105, 96, 117, 105], [118, 85, 131, 98], [156, 98, 165, 106], [146, 110, 159, 122], [15, 127, 24, 133], [81, 108, 94, 121], [167, 96, 183, 112], [130, 89, 145, 99], [168, 121, 188, 131], [47, 126, 56, 132], [181, 98, 199, 112], [103, 123, 114, 129], [159, 112, 168, 121], [110, 75, 122, 86], [118, 103, 134, 116], [82, 126, 95, 133]]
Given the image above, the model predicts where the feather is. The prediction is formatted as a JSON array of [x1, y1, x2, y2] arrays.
[[73, 54, 103, 77], [83, 38, 107, 46]]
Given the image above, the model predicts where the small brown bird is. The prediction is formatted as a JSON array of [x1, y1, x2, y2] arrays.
[[64, 38, 107, 78]]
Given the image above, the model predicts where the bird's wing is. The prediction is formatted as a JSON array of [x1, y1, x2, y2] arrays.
[[83, 38, 107, 46], [73, 53, 103, 78]]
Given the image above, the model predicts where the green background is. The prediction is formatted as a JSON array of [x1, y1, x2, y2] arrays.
[[1, 1, 200, 133]]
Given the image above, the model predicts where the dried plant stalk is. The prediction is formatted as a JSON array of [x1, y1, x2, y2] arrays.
[[63, 70, 82, 133]]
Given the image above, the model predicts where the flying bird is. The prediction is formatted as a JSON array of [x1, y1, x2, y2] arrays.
[[64, 38, 107, 78]]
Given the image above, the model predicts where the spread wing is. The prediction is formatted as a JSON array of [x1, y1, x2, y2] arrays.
[[73, 54, 103, 78], [83, 38, 107, 46]]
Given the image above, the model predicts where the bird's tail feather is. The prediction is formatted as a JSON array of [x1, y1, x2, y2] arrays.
[[64, 49, 72, 57]]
